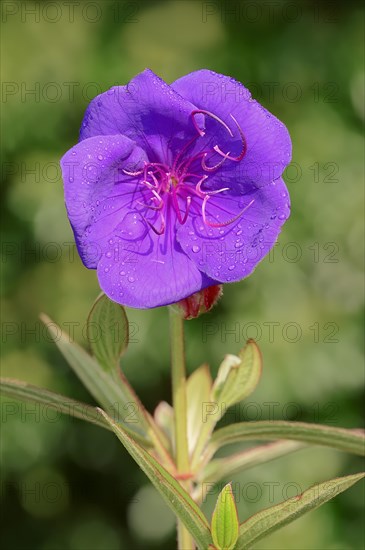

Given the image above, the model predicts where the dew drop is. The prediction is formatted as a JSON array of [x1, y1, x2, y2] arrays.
[[128, 276, 135, 283], [117, 212, 146, 240], [97, 155, 103, 161], [278, 213, 286, 220], [104, 267, 109, 273], [192, 245, 200, 253], [228, 265, 235, 271]]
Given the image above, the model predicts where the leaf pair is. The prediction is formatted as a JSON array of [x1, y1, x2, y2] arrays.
[[152, 340, 262, 471], [1, 295, 172, 467], [210, 472, 364, 550], [100, 410, 364, 550]]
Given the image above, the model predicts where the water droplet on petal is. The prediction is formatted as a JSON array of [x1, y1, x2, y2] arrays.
[[192, 245, 200, 253], [228, 265, 235, 271], [117, 212, 146, 240], [128, 276, 135, 283]]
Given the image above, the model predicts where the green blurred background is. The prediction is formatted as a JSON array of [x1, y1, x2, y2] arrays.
[[1, 0, 364, 548]]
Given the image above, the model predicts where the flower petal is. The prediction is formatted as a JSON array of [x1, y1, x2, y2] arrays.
[[176, 177, 290, 282], [60, 134, 148, 268], [172, 70, 292, 187], [79, 69, 203, 164], [96, 210, 217, 309]]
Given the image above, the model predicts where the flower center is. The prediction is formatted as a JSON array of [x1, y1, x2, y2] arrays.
[[122, 110, 254, 235], [170, 175, 179, 188]]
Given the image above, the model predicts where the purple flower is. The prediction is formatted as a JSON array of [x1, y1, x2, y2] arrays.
[[61, 69, 291, 308]]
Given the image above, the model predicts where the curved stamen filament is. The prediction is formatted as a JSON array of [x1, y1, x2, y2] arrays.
[[201, 151, 231, 172], [122, 167, 144, 176], [144, 210, 166, 235], [192, 109, 233, 137], [191, 110, 246, 165], [202, 197, 255, 228], [213, 114, 246, 162], [172, 133, 201, 174], [172, 188, 192, 225]]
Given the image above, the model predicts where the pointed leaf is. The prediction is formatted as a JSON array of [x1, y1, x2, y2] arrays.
[[87, 293, 128, 372], [40, 313, 151, 442], [236, 472, 364, 549], [0, 378, 111, 432], [206, 421, 365, 463], [191, 342, 262, 470], [211, 483, 239, 550], [100, 409, 213, 550], [198, 441, 303, 486], [212, 340, 262, 412]]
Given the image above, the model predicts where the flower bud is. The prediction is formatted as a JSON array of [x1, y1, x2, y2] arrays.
[[171, 285, 223, 320]]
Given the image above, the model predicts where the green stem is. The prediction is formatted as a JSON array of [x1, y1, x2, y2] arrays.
[[169, 307, 195, 550]]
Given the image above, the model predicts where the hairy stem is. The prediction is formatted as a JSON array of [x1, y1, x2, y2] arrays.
[[169, 307, 195, 550]]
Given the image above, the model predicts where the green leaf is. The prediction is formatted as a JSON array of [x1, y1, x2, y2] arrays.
[[87, 293, 128, 372], [187, 364, 213, 455], [0, 378, 111, 431], [154, 401, 174, 454], [211, 483, 239, 550], [191, 342, 262, 470], [236, 472, 364, 549], [40, 313, 151, 444], [206, 421, 365, 463], [212, 341, 262, 412], [100, 409, 213, 550], [198, 440, 303, 487]]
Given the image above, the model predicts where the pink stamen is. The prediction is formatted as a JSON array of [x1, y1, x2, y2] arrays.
[[202, 198, 255, 228], [201, 151, 231, 172], [172, 187, 191, 225], [192, 109, 233, 137], [172, 133, 201, 174], [122, 168, 144, 176], [213, 114, 246, 162], [144, 210, 166, 235], [120, 110, 248, 236]]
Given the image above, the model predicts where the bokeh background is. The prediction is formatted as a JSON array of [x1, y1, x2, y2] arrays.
[[1, 0, 364, 548]]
